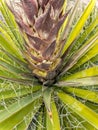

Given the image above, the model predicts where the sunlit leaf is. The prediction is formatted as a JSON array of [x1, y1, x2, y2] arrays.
[[58, 76, 98, 87], [58, 91, 98, 129], [64, 87, 98, 103], [43, 87, 52, 121], [0, 91, 42, 130], [62, 0, 96, 54], [0, 85, 41, 100], [46, 99, 60, 130], [61, 33, 98, 74], [61, 66, 98, 81]]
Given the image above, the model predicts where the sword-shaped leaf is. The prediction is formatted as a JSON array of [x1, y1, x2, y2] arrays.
[[58, 91, 98, 129], [0, 91, 42, 130], [58, 77, 98, 87], [63, 87, 98, 103], [61, 32, 98, 74], [72, 43, 98, 70], [61, 66, 98, 81], [0, 0, 24, 49], [0, 85, 41, 100], [46, 99, 60, 130], [62, 0, 96, 54], [43, 87, 52, 122]]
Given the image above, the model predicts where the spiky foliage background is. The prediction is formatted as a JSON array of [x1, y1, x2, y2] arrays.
[[0, 0, 98, 130]]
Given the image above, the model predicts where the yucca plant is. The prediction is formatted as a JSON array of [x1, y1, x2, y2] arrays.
[[0, 0, 98, 129]]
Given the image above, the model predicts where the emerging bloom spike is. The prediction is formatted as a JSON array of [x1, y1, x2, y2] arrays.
[[5, 0, 70, 85]]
